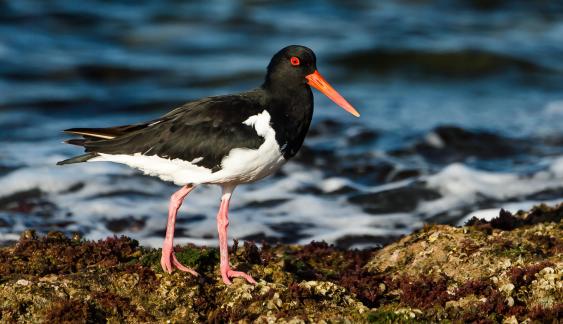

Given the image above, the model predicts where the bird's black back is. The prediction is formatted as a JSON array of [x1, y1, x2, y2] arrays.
[[79, 87, 313, 171], [83, 92, 267, 172]]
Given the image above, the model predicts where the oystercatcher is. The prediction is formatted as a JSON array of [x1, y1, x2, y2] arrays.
[[58, 45, 360, 285]]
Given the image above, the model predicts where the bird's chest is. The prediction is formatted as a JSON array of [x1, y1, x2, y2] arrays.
[[218, 139, 285, 184], [213, 110, 287, 184]]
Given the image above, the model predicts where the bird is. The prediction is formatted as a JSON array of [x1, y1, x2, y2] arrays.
[[57, 45, 360, 285]]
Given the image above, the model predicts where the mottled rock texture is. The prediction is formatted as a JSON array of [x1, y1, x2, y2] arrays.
[[0, 204, 561, 323]]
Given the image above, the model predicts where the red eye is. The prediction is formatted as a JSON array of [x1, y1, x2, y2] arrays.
[[290, 56, 300, 66]]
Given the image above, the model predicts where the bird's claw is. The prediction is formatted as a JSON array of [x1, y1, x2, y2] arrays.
[[221, 267, 257, 285], [161, 246, 199, 276]]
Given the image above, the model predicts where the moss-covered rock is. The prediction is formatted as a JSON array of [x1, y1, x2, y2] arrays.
[[366, 203, 562, 322], [0, 204, 561, 322]]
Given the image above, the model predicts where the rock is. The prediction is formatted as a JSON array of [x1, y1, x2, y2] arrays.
[[392, 125, 533, 163], [0, 204, 561, 322], [348, 183, 441, 214], [104, 216, 146, 233], [365, 203, 562, 322]]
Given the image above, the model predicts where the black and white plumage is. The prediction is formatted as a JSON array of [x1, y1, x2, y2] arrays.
[[62, 94, 288, 185], [58, 45, 359, 285], [59, 81, 313, 186]]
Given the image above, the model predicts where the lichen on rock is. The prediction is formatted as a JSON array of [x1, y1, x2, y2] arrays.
[[0, 203, 561, 322]]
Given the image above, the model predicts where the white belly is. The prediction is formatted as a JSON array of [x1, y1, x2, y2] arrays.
[[90, 110, 287, 186]]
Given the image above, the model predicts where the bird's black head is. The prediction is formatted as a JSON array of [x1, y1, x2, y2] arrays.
[[263, 45, 317, 90], [263, 45, 360, 117]]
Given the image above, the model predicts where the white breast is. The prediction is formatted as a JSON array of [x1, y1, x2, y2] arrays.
[[90, 110, 286, 186], [214, 110, 286, 184]]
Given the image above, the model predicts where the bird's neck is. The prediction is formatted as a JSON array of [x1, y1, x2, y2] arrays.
[[262, 82, 312, 117], [262, 79, 311, 106], [261, 83, 314, 159]]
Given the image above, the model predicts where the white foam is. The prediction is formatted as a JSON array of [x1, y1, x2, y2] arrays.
[[419, 160, 563, 217], [2, 144, 561, 248], [544, 100, 563, 116]]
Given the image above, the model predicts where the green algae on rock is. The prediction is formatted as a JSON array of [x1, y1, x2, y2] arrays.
[[0, 204, 561, 323]]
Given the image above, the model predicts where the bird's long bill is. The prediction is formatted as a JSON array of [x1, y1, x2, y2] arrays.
[[305, 70, 360, 117]]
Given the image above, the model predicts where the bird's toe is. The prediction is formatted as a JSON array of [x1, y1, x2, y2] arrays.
[[226, 269, 257, 285], [171, 254, 199, 276]]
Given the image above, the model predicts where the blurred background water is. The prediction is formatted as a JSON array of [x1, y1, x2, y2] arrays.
[[1, 0, 562, 248]]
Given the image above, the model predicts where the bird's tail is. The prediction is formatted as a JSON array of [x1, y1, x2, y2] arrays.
[[56, 152, 99, 165], [57, 124, 150, 166]]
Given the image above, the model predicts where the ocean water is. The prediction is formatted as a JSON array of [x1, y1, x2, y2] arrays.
[[1, 0, 562, 248]]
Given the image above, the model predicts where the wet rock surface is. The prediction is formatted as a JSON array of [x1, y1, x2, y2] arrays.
[[391, 126, 535, 164], [348, 183, 442, 214], [0, 203, 560, 323]]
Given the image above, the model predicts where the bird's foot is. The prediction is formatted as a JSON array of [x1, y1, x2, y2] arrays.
[[160, 245, 199, 276], [221, 266, 257, 285]]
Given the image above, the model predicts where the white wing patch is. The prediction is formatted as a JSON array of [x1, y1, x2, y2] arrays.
[[217, 110, 286, 183], [242, 110, 271, 137]]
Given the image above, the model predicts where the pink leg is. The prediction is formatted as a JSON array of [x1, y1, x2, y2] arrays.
[[160, 184, 198, 276], [217, 186, 257, 285]]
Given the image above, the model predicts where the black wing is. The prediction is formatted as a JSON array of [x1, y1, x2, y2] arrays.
[[62, 92, 268, 172]]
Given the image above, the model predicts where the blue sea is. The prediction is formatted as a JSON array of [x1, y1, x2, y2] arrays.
[[1, 0, 562, 248]]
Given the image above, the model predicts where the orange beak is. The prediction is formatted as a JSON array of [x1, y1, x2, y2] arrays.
[[305, 70, 360, 117]]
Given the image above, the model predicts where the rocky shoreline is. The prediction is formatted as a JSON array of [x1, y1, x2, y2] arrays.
[[0, 204, 561, 323]]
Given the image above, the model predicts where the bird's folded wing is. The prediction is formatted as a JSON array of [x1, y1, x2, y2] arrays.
[[81, 94, 266, 172]]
